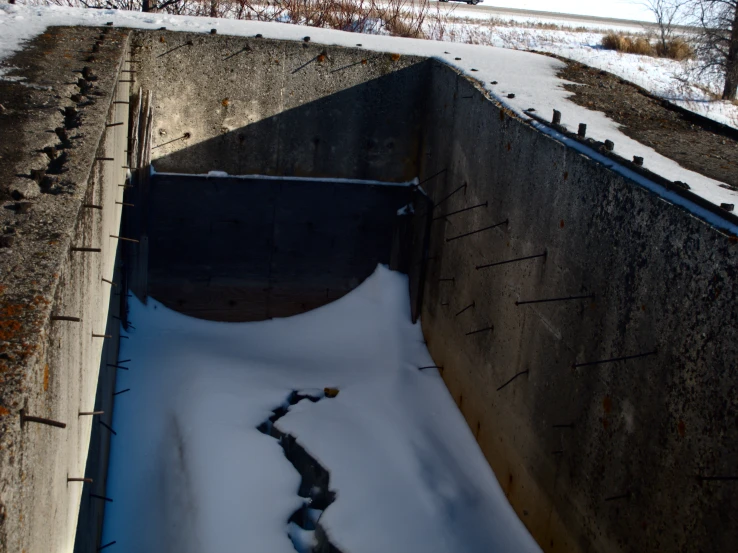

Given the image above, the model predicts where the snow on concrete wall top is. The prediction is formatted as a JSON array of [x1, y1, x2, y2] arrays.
[[1, 3, 736, 216]]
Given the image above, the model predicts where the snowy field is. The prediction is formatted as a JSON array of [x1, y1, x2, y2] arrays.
[[101, 266, 540, 552], [1, 3, 736, 227], [435, 12, 738, 129]]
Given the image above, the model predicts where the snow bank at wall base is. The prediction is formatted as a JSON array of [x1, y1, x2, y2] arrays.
[[102, 266, 540, 553]]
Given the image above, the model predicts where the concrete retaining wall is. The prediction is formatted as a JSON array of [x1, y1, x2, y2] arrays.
[[130, 31, 429, 183], [144, 173, 416, 321], [418, 61, 738, 553], [0, 27, 130, 553]]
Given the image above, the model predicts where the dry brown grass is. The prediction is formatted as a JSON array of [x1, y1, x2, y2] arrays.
[[601, 32, 695, 61], [655, 37, 695, 61]]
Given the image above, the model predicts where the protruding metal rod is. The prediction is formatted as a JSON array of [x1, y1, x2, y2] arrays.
[[107, 364, 129, 370], [71, 247, 101, 253], [118, 184, 133, 188], [446, 220, 508, 242], [101, 278, 117, 287], [99, 420, 117, 435], [79, 411, 104, 416], [476, 251, 547, 270], [157, 41, 194, 58], [578, 123, 587, 138], [433, 184, 467, 210], [497, 370, 529, 391], [20, 410, 67, 429], [117, 359, 131, 364], [466, 326, 494, 336], [110, 235, 139, 243], [552, 109, 561, 124], [113, 388, 130, 396], [515, 294, 594, 306], [433, 202, 488, 221], [573, 350, 657, 369], [95, 157, 114, 161], [98, 542, 116, 551], [106, 122, 124, 127], [113, 100, 130, 104], [152, 133, 192, 150], [51, 315, 81, 322], [455, 302, 475, 317], [92, 333, 112, 339], [417, 168, 447, 187], [68, 477, 93, 483], [89, 493, 113, 502], [115, 202, 134, 207], [83, 204, 103, 210]]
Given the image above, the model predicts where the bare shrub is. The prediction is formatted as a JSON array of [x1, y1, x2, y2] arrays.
[[601, 31, 694, 59], [655, 36, 695, 59], [601, 32, 654, 55]]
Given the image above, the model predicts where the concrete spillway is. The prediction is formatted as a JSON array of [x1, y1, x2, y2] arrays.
[[0, 26, 736, 553]]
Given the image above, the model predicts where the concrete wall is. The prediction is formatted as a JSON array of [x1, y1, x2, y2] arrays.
[[144, 173, 415, 321], [0, 27, 130, 552], [418, 61, 738, 553], [130, 31, 429, 183]]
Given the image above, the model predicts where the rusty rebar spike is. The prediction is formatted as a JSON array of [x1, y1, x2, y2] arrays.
[[79, 411, 104, 416], [515, 294, 594, 306], [99, 420, 117, 435], [466, 326, 494, 336], [20, 410, 67, 429], [573, 350, 657, 369], [70, 247, 101, 252], [433, 202, 488, 221], [417, 168, 447, 187], [476, 251, 547, 270], [115, 202, 134, 207], [496, 370, 529, 391], [446, 220, 507, 242], [68, 477, 93, 483], [51, 315, 81, 322], [110, 235, 140, 243], [455, 302, 475, 317], [92, 333, 112, 339], [101, 278, 117, 286]]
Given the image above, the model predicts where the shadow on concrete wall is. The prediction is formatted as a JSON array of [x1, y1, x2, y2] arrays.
[[150, 61, 433, 183], [127, 66, 434, 322]]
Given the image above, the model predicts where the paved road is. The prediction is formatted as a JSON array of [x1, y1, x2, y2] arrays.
[[424, 1, 669, 30]]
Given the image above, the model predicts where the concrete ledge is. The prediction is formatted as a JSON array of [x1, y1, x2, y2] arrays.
[[0, 26, 130, 552]]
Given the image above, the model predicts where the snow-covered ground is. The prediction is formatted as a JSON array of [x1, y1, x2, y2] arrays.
[[101, 266, 540, 552], [436, 14, 738, 129], [465, 0, 656, 21], [0, 4, 735, 225]]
